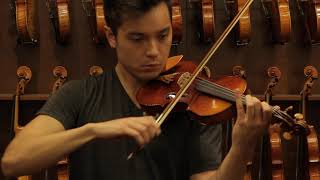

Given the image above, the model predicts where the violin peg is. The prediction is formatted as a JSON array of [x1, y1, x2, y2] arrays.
[[284, 106, 293, 114], [283, 131, 293, 140], [294, 113, 304, 121]]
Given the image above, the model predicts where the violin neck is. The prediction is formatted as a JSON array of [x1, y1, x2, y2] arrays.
[[195, 78, 278, 113]]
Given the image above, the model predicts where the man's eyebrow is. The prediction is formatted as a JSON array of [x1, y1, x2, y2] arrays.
[[127, 32, 144, 36], [127, 26, 170, 36], [158, 26, 170, 34]]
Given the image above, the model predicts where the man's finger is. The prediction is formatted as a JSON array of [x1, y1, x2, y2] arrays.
[[236, 93, 245, 120]]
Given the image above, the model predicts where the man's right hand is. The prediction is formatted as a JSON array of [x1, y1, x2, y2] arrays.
[[90, 116, 161, 147]]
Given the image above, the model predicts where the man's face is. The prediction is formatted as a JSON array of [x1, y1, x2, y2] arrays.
[[108, 2, 172, 81]]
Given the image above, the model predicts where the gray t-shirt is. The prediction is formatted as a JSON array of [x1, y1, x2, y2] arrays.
[[37, 69, 222, 180]]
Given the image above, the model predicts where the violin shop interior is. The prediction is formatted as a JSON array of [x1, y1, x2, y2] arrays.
[[1, 0, 320, 179]]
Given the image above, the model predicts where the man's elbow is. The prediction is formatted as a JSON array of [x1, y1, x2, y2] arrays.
[[1, 152, 21, 177]]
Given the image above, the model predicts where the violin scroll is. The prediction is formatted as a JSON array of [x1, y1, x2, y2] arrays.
[[89, 66, 104, 76], [16, 66, 32, 95], [52, 66, 68, 93]]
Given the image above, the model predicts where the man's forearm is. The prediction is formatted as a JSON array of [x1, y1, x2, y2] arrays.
[[210, 146, 254, 180], [2, 123, 95, 177]]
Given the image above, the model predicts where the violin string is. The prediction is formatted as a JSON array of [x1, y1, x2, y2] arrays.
[[195, 78, 281, 116]]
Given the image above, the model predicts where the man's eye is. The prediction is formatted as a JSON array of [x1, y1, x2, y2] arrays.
[[159, 33, 168, 39], [130, 36, 143, 42]]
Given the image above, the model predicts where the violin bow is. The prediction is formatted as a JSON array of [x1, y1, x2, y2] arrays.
[[155, 0, 254, 125]]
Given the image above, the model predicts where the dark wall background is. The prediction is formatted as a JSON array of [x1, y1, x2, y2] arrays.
[[1, 0, 320, 179]]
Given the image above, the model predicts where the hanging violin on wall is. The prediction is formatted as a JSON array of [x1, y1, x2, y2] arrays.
[[297, 0, 320, 44], [296, 66, 320, 180], [46, 0, 71, 43], [12, 66, 32, 180], [172, 0, 183, 45], [51, 66, 70, 180], [261, 0, 291, 43], [256, 66, 285, 180], [225, 0, 251, 45], [81, 0, 107, 45], [200, 0, 215, 43], [15, 0, 39, 45]]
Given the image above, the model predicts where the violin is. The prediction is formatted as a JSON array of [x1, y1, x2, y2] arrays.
[[200, 0, 215, 42], [12, 66, 32, 180], [262, 0, 291, 43], [51, 66, 70, 180], [137, 60, 297, 130], [296, 66, 320, 180], [15, 0, 38, 45], [266, 67, 285, 180], [172, 0, 182, 45], [89, 65, 104, 76], [46, 0, 70, 43], [256, 67, 284, 180], [81, 0, 107, 45]]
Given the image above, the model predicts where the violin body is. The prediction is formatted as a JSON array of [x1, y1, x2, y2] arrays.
[[56, 0, 70, 43], [201, 0, 215, 42], [15, 0, 38, 44], [269, 126, 284, 180], [267, 0, 291, 43], [172, 0, 182, 44], [307, 126, 320, 179], [94, 0, 107, 44], [225, 0, 251, 45], [137, 60, 247, 125], [299, 0, 320, 43], [236, 0, 251, 45]]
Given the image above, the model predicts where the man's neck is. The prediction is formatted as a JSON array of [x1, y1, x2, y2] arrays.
[[115, 64, 145, 109]]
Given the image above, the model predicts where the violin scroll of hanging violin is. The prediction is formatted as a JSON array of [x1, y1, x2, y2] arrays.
[[52, 66, 68, 93], [172, 0, 183, 45], [265, 66, 281, 98], [89, 66, 104, 77]]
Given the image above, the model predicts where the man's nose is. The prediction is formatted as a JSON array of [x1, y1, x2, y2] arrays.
[[145, 39, 160, 58]]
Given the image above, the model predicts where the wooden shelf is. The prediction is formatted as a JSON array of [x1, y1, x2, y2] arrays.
[[1, 94, 320, 101], [0, 94, 49, 101]]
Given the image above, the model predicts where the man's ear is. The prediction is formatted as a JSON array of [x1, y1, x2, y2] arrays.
[[104, 26, 116, 48]]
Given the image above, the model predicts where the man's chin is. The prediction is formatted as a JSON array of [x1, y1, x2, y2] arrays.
[[136, 71, 161, 81]]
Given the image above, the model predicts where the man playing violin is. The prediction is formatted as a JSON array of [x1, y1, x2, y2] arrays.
[[1, 0, 271, 179]]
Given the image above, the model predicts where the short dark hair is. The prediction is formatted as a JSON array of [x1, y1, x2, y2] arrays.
[[103, 0, 172, 35]]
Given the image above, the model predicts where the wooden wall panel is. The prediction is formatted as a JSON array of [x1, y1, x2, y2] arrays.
[[0, 0, 320, 179]]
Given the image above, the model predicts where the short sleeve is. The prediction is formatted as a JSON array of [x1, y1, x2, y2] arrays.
[[36, 80, 84, 129], [188, 120, 222, 175]]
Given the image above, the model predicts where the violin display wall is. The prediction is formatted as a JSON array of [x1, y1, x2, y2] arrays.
[[1, 0, 320, 179]]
